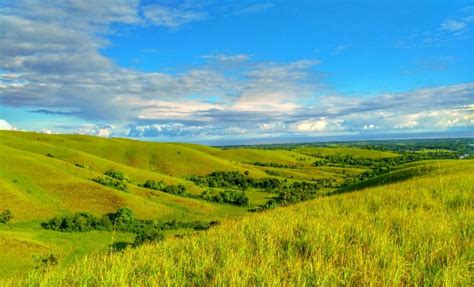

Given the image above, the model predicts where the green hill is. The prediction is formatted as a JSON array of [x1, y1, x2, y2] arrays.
[[0, 131, 472, 284], [294, 146, 399, 159], [9, 159, 472, 286]]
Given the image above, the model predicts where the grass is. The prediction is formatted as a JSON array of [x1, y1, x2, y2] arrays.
[[0, 225, 134, 279], [7, 159, 472, 286], [294, 146, 399, 159], [1, 130, 472, 284]]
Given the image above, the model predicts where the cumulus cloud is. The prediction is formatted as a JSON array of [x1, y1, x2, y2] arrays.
[[0, 1, 472, 141], [75, 124, 114, 137], [0, 119, 16, 130]]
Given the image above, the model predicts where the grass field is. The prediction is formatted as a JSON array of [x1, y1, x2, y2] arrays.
[[0, 131, 472, 284], [294, 146, 399, 159], [6, 159, 472, 286]]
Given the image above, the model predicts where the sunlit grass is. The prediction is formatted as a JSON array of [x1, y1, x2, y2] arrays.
[[10, 160, 472, 286]]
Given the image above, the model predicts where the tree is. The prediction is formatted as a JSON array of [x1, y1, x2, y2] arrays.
[[114, 207, 135, 226]]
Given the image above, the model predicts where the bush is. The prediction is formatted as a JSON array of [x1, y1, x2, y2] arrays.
[[201, 189, 250, 206], [141, 179, 166, 190], [42, 208, 217, 239], [163, 184, 187, 196], [41, 212, 112, 232], [0, 210, 12, 224], [133, 228, 164, 247], [33, 254, 58, 272], [112, 207, 135, 226], [141, 180, 187, 196], [93, 176, 128, 191], [104, 169, 128, 181]]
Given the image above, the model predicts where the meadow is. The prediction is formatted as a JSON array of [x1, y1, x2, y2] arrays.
[[0, 130, 472, 284], [9, 159, 474, 286]]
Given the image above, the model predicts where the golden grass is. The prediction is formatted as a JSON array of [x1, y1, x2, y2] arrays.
[[11, 160, 473, 286]]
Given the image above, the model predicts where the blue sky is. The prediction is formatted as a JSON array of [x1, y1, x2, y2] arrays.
[[0, 0, 473, 143]]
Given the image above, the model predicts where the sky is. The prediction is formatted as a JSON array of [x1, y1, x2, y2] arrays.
[[0, 0, 473, 144]]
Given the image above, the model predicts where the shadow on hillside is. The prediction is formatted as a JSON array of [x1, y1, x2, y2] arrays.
[[110, 241, 132, 252], [332, 165, 436, 195]]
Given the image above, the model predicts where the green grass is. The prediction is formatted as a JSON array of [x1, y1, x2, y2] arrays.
[[294, 146, 399, 159], [0, 225, 134, 279], [7, 159, 472, 286], [2, 130, 472, 285]]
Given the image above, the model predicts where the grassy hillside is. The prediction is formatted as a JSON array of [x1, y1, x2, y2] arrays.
[[0, 131, 262, 177], [295, 146, 399, 159], [1, 131, 471, 284], [11, 160, 473, 286]]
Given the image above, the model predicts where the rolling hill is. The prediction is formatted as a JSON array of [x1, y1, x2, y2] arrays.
[[7, 159, 473, 286], [0, 130, 472, 284]]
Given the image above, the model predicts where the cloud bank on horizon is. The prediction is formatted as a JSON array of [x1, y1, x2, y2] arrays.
[[0, 0, 473, 143]]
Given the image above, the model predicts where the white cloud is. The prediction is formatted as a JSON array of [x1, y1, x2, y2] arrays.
[[441, 20, 466, 31], [142, 4, 207, 28], [75, 124, 114, 137], [0, 119, 16, 130], [202, 53, 250, 62]]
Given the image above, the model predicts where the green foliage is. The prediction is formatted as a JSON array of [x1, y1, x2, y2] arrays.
[[33, 254, 58, 272], [252, 162, 299, 169], [0, 210, 12, 224], [201, 190, 250, 206], [41, 212, 112, 232], [113, 207, 135, 226], [93, 169, 129, 191], [263, 181, 320, 208], [189, 171, 252, 189], [93, 176, 128, 191], [41, 208, 217, 247], [141, 179, 166, 191], [104, 169, 128, 181], [133, 229, 164, 247], [140, 180, 187, 196]]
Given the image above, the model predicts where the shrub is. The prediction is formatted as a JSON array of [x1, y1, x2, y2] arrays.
[[201, 189, 250, 206], [0, 210, 12, 224], [104, 169, 128, 181], [133, 228, 164, 247], [141, 179, 166, 190], [93, 169, 128, 191], [93, 176, 128, 191], [141, 180, 187, 196], [33, 254, 58, 272], [112, 207, 135, 226]]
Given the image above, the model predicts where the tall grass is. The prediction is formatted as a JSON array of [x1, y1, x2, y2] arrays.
[[12, 162, 473, 286]]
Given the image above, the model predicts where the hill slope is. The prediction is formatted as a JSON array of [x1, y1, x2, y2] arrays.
[[14, 160, 473, 286]]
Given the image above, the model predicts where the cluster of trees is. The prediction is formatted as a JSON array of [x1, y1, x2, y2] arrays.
[[189, 171, 286, 191], [189, 171, 333, 208], [0, 210, 12, 224], [251, 162, 299, 169], [140, 180, 187, 196], [200, 189, 250, 206], [312, 152, 459, 169], [42, 208, 218, 247], [188, 171, 253, 189], [264, 181, 321, 208], [141, 177, 250, 207], [93, 169, 129, 191], [344, 138, 472, 156]]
